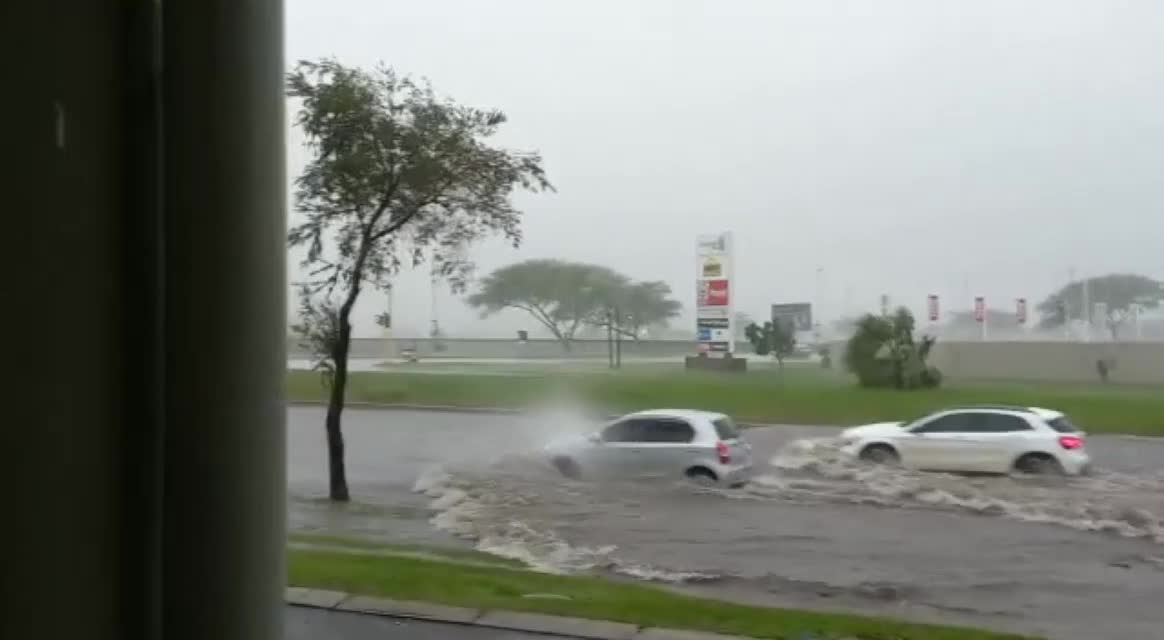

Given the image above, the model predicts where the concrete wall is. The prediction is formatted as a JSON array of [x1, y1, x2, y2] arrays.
[[924, 340, 1164, 385], [288, 337, 752, 360], [289, 337, 1164, 384]]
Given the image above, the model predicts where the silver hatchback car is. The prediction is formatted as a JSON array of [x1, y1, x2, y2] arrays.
[[544, 409, 754, 486]]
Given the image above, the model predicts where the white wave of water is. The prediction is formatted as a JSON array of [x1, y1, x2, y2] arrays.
[[760, 437, 1164, 543], [413, 462, 713, 581]]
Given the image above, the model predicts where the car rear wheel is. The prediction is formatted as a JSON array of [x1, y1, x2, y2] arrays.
[[552, 456, 582, 479], [1013, 452, 1064, 475], [859, 444, 900, 466], [685, 467, 718, 486]]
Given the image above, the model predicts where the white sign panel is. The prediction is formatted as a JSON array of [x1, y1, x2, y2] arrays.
[[695, 232, 734, 356]]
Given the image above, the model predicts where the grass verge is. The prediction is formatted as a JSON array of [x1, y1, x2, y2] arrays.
[[289, 548, 1038, 640], [287, 368, 1164, 435], [287, 532, 526, 568]]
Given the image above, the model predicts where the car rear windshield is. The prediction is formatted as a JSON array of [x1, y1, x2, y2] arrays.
[[1047, 416, 1079, 433], [713, 417, 740, 440]]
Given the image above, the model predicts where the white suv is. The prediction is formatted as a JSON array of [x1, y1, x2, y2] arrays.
[[838, 405, 1091, 475]]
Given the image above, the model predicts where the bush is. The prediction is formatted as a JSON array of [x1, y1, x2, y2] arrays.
[[843, 307, 942, 389], [920, 365, 943, 388]]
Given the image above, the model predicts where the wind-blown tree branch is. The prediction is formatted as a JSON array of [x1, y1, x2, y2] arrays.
[[467, 259, 623, 351], [1036, 273, 1163, 339], [288, 59, 551, 501]]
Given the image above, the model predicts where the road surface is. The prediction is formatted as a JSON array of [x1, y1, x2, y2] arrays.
[[288, 406, 1164, 640], [286, 606, 563, 639]]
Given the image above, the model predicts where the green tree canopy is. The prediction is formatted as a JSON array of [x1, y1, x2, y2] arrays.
[[1036, 273, 1164, 338], [467, 260, 681, 348], [287, 59, 551, 500], [589, 280, 683, 339]]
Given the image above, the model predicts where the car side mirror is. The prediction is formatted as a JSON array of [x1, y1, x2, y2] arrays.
[[587, 433, 602, 444]]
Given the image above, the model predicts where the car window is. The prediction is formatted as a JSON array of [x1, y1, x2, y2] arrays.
[[981, 413, 1032, 433], [643, 419, 696, 443], [712, 417, 740, 440], [601, 420, 638, 442], [1046, 416, 1079, 433], [911, 413, 971, 433]]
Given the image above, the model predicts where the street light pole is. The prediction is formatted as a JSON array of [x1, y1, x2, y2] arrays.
[[814, 267, 824, 342]]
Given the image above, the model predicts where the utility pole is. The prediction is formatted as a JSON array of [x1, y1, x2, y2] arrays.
[[606, 308, 614, 369], [384, 283, 394, 358], [430, 272, 438, 338], [614, 306, 623, 369], [1081, 271, 1091, 343], [814, 266, 824, 328], [1065, 267, 1076, 340]]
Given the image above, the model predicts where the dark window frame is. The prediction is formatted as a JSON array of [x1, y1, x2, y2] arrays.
[[910, 412, 971, 434], [642, 418, 696, 443]]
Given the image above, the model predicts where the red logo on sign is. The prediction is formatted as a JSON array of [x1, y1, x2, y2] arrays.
[[699, 279, 729, 306], [1016, 298, 1027, 324], [973, 297, 986, 322], [927, 294, 939, 322]]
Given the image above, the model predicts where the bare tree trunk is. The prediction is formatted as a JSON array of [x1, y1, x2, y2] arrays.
[[325, 314, 352, 502]]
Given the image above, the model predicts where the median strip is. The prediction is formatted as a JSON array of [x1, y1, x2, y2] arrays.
[[287, 369, 1164, 435], [288, 547, 1040, 640]]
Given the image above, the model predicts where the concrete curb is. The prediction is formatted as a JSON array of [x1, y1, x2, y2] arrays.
[[286, 588, 762, 640]]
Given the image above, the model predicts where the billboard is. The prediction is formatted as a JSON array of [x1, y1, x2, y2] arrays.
[[1015, 298, 1027, 324], [696, 233, 734, 356], [974, 296, 986, 323], [771, 302, 813, 332], [927, 294, 939, 322]]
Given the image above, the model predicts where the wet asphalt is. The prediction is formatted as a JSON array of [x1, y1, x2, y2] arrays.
[[288, 406, 1164, 640], [286, 606, 562, 639]]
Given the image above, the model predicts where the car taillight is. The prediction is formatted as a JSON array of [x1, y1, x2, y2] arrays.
[[716, 441, 731, 464], [1058, 435, 1084, 450]]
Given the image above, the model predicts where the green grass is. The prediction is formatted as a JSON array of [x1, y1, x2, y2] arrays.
[[287, 367, 1164, 435], [289, 549, 1037, 640]]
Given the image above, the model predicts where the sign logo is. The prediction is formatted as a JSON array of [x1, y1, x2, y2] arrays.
[[697, 234, 727, 253], [700, 257, 723, 278], [697, 327, 712, 341], [697, 279, 729, 306]]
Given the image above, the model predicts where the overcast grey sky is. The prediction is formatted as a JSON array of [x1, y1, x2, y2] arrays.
[[287, 0, 1164, 338]]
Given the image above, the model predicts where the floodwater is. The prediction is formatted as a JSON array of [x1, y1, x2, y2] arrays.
[[288, 407, 1164, 640]]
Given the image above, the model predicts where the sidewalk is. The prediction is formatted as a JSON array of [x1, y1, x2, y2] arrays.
[[287, 587, 771, 640]]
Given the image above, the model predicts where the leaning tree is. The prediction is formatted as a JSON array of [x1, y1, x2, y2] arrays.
[[288, 59, 551, 500]]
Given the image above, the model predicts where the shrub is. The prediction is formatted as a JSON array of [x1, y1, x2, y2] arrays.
[[843, 307, 942, 389]]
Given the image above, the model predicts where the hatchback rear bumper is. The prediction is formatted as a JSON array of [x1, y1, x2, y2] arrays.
[[717, 463, 754, 486]]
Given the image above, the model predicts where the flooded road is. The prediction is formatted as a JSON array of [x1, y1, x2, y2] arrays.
[[288, 407, 1164, 640]]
